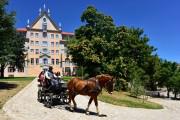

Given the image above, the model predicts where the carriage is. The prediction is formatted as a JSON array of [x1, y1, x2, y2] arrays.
[[37, 71, 115, 116], [37, 72, 69, 108]]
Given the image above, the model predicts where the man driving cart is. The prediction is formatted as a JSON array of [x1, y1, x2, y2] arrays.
[[45, 66, 60, 90]]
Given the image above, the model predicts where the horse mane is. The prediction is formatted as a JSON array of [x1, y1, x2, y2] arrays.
[[96, 74, 112, 79]]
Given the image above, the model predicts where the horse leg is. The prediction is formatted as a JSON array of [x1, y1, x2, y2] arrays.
[[85, 97, 93, 115], [94, 97, 100, 116], [69, 91, 77, 111], [68, 92, 73, 111], [72, 94, 77, 110]]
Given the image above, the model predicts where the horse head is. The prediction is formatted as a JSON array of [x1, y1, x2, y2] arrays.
[[96, 74, 114, 94]]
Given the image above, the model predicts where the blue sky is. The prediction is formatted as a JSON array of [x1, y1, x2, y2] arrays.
[[7, 0, 180, 63]]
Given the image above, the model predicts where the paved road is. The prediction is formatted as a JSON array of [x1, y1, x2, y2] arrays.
[[2, 78, 180, 120]]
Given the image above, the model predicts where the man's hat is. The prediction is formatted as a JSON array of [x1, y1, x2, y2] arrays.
[[49, 66, 53, 70]]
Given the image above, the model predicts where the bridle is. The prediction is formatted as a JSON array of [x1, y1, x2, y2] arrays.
[[104, 77, 113, 93]]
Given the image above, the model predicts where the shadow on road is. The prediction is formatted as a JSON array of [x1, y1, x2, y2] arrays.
[[0, 82, 17, 90], [65, 106, 107, 117]]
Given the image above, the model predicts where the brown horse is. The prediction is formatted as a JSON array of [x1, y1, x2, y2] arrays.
[[67, 74, 114, 115]]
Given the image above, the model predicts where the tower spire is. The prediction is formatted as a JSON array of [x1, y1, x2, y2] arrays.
[[39, 8, 42, 16], [43, 0, 47, 11], [59, 22, 62, 31], [43, 3, 46, 10], [48, 8, 50, 16], [27, 19, 30, 28]]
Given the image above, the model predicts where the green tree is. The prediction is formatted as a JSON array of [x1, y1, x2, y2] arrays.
[[157, 60, 178, 97], [129, 65, 145, 98], [0, 0, 26, 77], [68, 6, 155, 79], [142, 55, 161, 91], [108, 26, 155, 85], [68, 6, 116, 77], [170, 71, 180, 99]]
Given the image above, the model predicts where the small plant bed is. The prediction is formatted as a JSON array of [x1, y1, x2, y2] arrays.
[[98, 91, 163, 109], [0, 77, 34, 109]]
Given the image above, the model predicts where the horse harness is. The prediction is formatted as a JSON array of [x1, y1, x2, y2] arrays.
[[85, 78, 102, 94]]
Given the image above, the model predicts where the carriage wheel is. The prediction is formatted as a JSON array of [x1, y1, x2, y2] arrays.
[[44, 93, 53, 108], [37, 90, 43, 102], [62, 90, 69, 104]]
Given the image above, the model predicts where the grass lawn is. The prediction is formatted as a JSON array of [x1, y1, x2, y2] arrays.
[[62, 76, 73, 81], [98, 91, 163, 109], [0, 77, 34, 109], [62, 76, 163, 109]]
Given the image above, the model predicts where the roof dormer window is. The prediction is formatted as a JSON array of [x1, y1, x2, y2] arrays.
[[43, 18, 46, 23]]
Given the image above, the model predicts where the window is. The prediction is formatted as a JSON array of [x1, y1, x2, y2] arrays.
[[35, 33, 39, 38], [56, 34, 59, 38], [56, 50, 59, 54], [8, 67, 15, 73], [18, 68, 24, 72], [51, 50, 54, 54], [43, 18, 46, 22], [36, 58, 39, 65], [69, 35, 74, 40], [51, 34, 54, 39], [51, 59, 54, 65], [30, 41, 34, 46], [43, 32, 47, 38], [42, 23, 47, 32], [56, 59, 59, 65], [42, 48, 48, 53], [43, 58, 48, 65], [62, 35, 68, 40], [35, 41, 39, 46], [42, 41, 48, 46], [35, 49, 39, 54], [65, 58, 70, 66], [65, 67, 71, 76], [30, 32, 34, 37], [30, 49, 34, 53], [60, 44, 64, 54], [51, 42, 54, 47], [31, 58, 34, 65], [56, 42, 59, 47]]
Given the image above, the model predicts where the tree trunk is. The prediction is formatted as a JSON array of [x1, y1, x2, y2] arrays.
[[167, 88, 170, 98], [174, 92, 177, 99], [0, 64, 5, 78], [150, 81, 157, 91], [167, 91, 170, 98]]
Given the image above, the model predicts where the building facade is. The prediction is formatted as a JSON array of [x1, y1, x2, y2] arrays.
[[4, 7, 77, 77]]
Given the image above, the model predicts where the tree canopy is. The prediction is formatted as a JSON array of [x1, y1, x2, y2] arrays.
[[68, 6, 154, 78], [0, 0, 26, 77]]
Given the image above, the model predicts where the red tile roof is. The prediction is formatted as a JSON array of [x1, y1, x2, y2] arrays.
[[61, 32, 74, 35], [17, 28, 27, 32], [16, 28, 74, 35]]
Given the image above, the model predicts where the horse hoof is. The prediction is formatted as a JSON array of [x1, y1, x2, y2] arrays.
[[69, 107, 74, 112], [74, 107, 77, 111], [85, 111, 90, 115]]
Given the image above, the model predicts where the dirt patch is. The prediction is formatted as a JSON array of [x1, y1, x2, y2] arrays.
[[0, 81, 31, 109]]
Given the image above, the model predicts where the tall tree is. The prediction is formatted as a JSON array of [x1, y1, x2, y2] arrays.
[[68, 6, 155, 79], [0, 0, 26, 77], [68, 6, 116, 77], [158, 60, 178, 97]]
